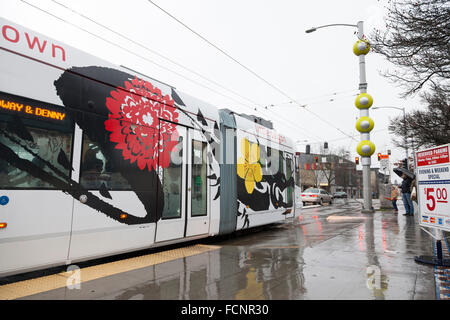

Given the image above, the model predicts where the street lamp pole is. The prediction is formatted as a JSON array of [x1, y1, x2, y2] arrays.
[[356, 21, 374, 213], [305, 21, 374, 212], [305, 23, 357, 33]]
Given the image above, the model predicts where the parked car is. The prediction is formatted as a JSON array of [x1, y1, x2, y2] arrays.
[[333, 191, 348, 199], [301, 188, 333, 206]]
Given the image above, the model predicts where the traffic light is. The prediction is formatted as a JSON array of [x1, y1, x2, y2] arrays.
[[355, 157, 359, 165], [377, 153, 381, 161], [314, 156, 319, 164]]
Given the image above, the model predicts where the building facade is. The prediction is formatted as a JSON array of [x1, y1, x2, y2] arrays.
[[297, 152, 359, 197]]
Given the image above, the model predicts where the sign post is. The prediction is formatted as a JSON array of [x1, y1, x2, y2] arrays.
[[414, 143, 450, 267], [378, 156, 391, 208]]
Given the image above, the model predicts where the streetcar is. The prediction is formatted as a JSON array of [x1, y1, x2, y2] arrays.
[[0, 18, 296, 276]]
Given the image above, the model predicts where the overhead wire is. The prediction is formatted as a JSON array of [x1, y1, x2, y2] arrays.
[[304, 128, 389, 145], [18, 1, 278, 124], [50, 0, 264, 110], [21, 0, 325, 141], [295, 128, 388, 156], [265, 92, 358, 112], [20, 0, 355, 144], [145, 0, 300, 105], [145, 0, 359, 142], [18, 0, 252, 110], [266, 89, 358, 108]]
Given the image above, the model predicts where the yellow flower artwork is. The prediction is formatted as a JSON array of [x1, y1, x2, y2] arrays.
[[237, 138, 263, 194]]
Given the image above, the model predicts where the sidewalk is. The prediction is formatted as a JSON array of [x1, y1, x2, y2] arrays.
[[294, 199, 438, 299], [353, 197, 449, 298]]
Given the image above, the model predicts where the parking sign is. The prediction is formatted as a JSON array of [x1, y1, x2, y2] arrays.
[[416, 144, 450, 231], [380, 158, 389, 172]]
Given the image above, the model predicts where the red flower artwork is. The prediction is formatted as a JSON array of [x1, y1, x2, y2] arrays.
[[105, 77, 179, 171]]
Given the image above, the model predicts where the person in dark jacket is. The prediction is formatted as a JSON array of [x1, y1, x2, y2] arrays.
[[400, 173, 414, 216]]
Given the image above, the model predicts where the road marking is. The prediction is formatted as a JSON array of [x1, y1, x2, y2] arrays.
[[257, 245, 301, 249], [0, 244, 220, 300], [326, 215, 367, 222]]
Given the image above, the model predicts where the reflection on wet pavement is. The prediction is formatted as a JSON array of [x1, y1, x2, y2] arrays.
[[17, 200, 436, 300]]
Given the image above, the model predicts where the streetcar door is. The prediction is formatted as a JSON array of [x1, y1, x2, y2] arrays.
[[155, 124, 187, 242], [0, 93, 75, 274], [185, 128, 210, 237]]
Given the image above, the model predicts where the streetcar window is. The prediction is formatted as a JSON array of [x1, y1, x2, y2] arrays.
[[191, 140, 207, 216], [161, 136, 183, 219], [0, 113, 73, 189], [259, 145, 267, 167], [266, 146, 281, 175], [80, 134, 131, 190], [259, 144, 270, 175], [278, 149, 284, 175], [265, 146, 272, 174], [286, 155, 293, 206]]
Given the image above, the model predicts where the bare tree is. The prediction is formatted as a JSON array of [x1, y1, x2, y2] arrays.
[[370, 0, 449, 148], [317, 161, 335, 191], [315, 146, 352, 192], [370, 0, 450, 97], [388, 84, 450, 149]]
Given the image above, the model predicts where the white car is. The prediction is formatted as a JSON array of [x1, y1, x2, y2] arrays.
[[301, 188, 333, 206]]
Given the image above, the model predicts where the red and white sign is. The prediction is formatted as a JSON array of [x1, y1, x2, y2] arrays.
[[417, 145, 449, 167], [416, 144, 450, 231], [255, 123, 287, 144]]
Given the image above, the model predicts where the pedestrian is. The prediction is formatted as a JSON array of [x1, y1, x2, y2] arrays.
[[400, 173, 414, 216], [391, 185, 399, 213]]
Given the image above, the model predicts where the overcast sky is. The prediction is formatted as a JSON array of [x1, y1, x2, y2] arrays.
[[1, 0, 424, 180]]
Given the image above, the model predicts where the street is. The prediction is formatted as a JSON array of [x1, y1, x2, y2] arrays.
[[0, 198, 439, 300]]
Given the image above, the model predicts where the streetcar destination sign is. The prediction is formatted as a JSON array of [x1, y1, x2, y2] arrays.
[[416, 144, 450, 231], [0, 98, 66, 121], [0, 92, 67, 122]]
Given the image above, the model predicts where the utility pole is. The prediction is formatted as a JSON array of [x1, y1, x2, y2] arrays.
[[355, 21, 374, 213], [306, 21, 375, 213]]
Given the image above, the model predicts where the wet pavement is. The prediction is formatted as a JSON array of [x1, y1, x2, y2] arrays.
[[1, 199, 440, 300]]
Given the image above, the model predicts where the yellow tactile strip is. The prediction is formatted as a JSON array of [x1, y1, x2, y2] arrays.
[[0, 244, 220, 300]]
